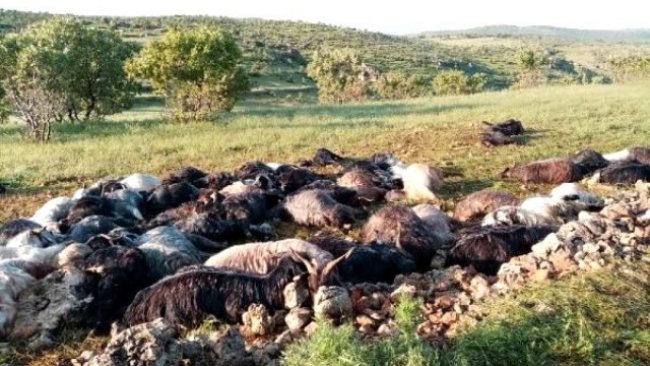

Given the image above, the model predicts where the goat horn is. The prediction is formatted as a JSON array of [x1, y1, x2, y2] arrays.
[[288, 248, 315, 273], [322, 247, 355, 279]]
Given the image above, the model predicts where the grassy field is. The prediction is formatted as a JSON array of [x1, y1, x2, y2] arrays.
[[2, 82, 650, 222]]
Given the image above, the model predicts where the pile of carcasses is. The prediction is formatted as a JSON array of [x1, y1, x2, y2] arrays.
[[1, 146, 649, 365]]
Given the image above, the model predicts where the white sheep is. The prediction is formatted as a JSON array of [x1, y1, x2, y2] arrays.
[[0, 259, 49, 336], [30, 197, 76, 231], [204, 239, 334, 274], [482, 205, 559, 227], [392, 163, 443, 201], [120, 173, 161, 192]]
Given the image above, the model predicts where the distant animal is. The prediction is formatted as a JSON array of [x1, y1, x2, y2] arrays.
[[453, 189, 520, 222]]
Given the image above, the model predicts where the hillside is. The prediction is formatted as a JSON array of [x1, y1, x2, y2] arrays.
[[0, 9, 634, 93], [418, 25, 650, 43]]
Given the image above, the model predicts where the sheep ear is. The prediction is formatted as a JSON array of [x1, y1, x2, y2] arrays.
[[322, 247, 354, 279], [289, 248, 315, 273]]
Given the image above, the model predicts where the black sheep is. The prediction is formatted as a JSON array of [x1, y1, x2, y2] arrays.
[[571, 149, 609, 178], [361, 205, 444, 270], [78, 246, 149, 332], [446, 225, 554, 275], [308, 235, 415, 284], [599, 160, 650, 184], [144, 182, 199, 217], [162, 166, 207, 186], [124, 256, 312, 328]]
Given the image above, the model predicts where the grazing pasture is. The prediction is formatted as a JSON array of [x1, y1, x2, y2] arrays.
[[2, 82, 650, 222]]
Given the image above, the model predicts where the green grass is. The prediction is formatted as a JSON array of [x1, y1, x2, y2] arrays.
[[282, 260, 650, 366]]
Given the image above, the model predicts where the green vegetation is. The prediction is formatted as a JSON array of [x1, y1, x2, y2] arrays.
[[126, 26, 249, 122], [0, 18, 137, 140], [306, 48, 374, 103], [432, 70, 486, 95], [284, 296, 438, 366]]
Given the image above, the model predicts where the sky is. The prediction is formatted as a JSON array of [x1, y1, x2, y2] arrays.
[[0, 0, 647, 35]]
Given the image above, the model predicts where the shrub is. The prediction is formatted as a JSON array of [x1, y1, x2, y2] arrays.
[[0, 18, 138, 140], [374, 71, 430, 100], [433, 70, 486, 96], [126, 26, 249, 122], [306, 48, 375, 104]]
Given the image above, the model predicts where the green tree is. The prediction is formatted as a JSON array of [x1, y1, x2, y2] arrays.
[[0, 18, 138, 140], [306, 48, 374, 104], [374, 71, 429, 100], [432, 70, 486, 96], [126, 26, 249, 122]]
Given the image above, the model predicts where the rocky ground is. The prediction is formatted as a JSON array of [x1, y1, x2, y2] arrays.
[[60, 182, 650, 366]]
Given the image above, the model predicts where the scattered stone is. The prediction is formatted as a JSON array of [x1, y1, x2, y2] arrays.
[[313, 286, 353, 324], [242, 304, 274, 337], [284, 308, 311, 331]]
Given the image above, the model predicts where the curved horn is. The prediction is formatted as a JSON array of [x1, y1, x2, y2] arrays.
[[322, 247, 355, 280], [289, 248, 315, 273]]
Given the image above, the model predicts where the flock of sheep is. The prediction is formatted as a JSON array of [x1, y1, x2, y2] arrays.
[[1, 135, 650, 345]]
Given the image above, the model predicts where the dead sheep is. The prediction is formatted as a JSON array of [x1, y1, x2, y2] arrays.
[[308, 235, 416, 284], [483, 119, 525, 136], [162, 166, 207, 186], [453, 189, 520, 222], [447, 225, 554, 275], [62, 196, 143, 229], [204, 239, 334, 275], [597, 160, 650, 184], [361, 205, 444, 270], [501, 158, 579, 184], [144, 182, 199, 217], [481, 129, 514, 147], [0, 219, 42, 246], [570, 149, 609, 177], [30, 197, 76, 231], [337, 167, 388, 204], [77, 246, 149, 332], [412, 204, 454, 245], [5, 229, 59, 249], [136, 226, 205, 281], [481, 206, 559, 228], [275, 165, 319, 194], [282, 189, 364, 229], [603, 146, 650, 164], [124, 255, 322, 328], [171, 210, 247, 243], [119, 174, 161, 193], [549, 183, 604, 211], [234, 161, 276, 181], [309, 148, 344, 166], [0, 259, 55, 337], [67, 215, 134, 243], [391, 164, 443, 201]]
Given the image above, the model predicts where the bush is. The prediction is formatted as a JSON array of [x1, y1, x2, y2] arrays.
[[126, 26, 249, 122], [433, 70, 486, 96], [306, 48, 375, 104], [0, 18, 138, 140], [374, 71, 430, 100], [609, 56, 650, 83]]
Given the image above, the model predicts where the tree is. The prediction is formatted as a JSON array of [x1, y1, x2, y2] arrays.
[[513, 48, 546, 89], [0, 18, 138, 140], [374, 71, 429, 100], [306, 48, 375, 104], [432, 70, 486, 96], [126, 26, 249, 122]]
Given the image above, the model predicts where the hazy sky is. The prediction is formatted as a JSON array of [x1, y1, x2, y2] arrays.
[[1, 0, 647, 34]]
